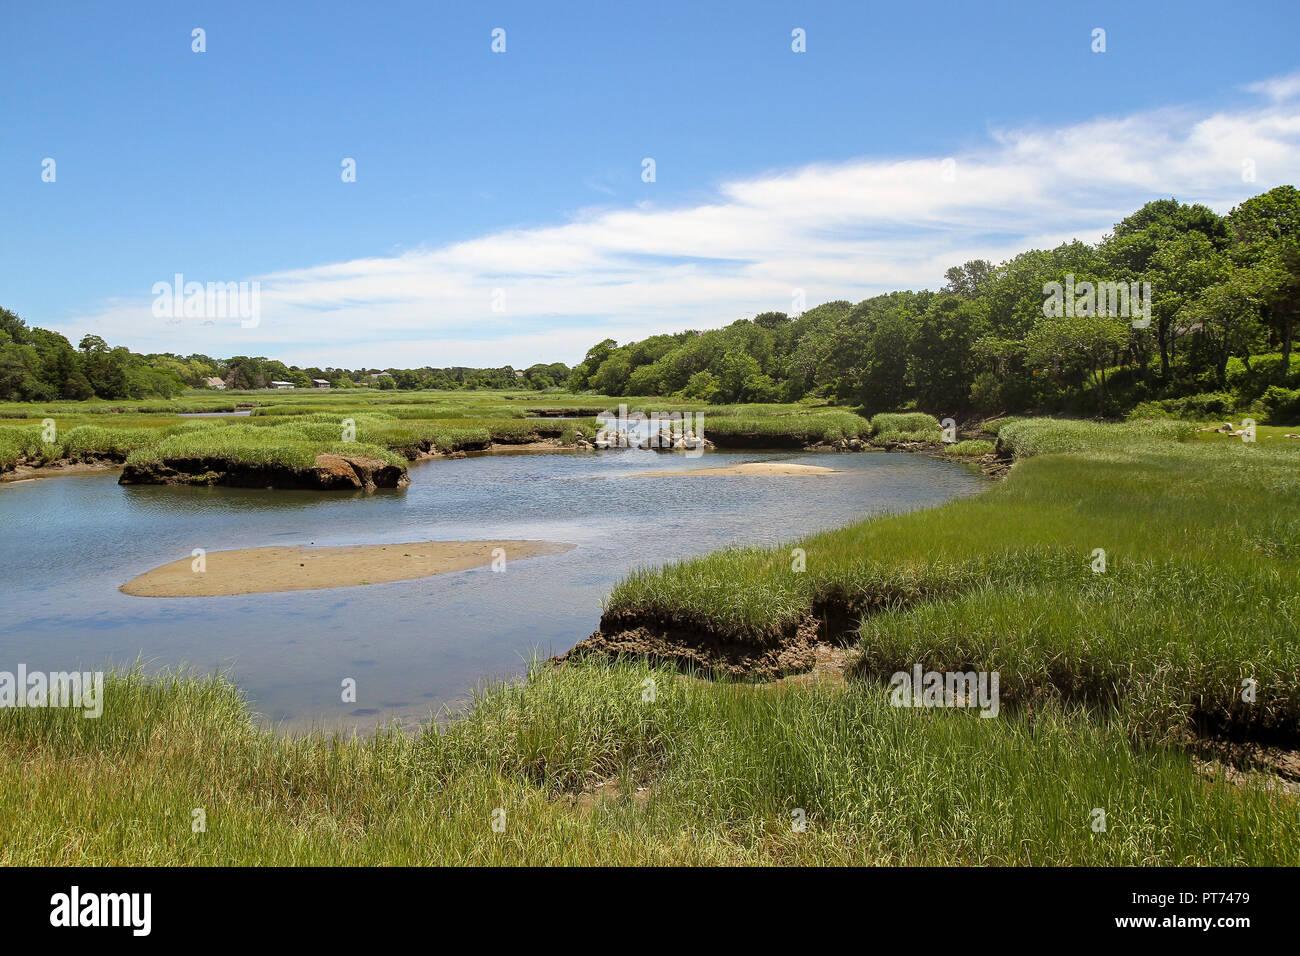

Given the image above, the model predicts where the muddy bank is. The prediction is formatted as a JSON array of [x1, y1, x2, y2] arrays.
[[525, 407, 605, 417], [801, 433, 1011, 479], [121, 539, 575, 597], [889, 441, 1011, 479], [1, 457, 124, 483], [560, 581, 932, 681], [412, 437, 583, 462], [119, 453, 408, 491], [559, 612, 824, 680], [703, 430, 809, 449]]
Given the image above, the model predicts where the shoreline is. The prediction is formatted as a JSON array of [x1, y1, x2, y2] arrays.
[[0, 434, 1009, 485], [0, 457, 125, 482]]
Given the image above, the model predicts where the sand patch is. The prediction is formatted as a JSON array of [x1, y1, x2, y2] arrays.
[[631, 461, 836, 477], [121, 539, 574, 597]]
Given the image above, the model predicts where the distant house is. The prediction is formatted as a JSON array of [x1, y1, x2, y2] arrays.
[[270, 380, 296, 389], [203, 376, 226, 390], [312, 379, 331, 388], [514, 370, 525, 378], [369, 371, 393, 380]]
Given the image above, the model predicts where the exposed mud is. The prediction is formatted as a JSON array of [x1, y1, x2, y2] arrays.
[[566, 777, 652, 811], [704, 430, 809, 449], [1, 457, 125, 482], [796, 431, 1012, 478], [558, 612, 823, 681], [525, 407, 605, 418], [1191, 736, 1300, 795], [629, 461, 837, 477]]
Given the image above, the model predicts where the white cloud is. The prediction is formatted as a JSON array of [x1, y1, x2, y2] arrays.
[[60, 73, 1300, 369]]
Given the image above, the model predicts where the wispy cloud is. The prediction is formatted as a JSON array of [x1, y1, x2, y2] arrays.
[[63, 73, 1300, 368]]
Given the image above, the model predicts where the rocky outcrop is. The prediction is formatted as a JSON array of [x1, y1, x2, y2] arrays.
[[119, 453, 408, 491]]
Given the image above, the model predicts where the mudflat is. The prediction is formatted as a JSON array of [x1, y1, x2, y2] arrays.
[[120, 540, 575, 597], [630, 461, 837, 477]]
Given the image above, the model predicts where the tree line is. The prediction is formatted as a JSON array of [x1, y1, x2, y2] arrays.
[[567, 186, 1300, 420], [0, 309, 571, 400]]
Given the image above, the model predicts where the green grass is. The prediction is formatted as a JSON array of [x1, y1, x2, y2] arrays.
[[945, 438, 995, 457], [992, 416, 1194, 457], [696, 404, 871, 445], [868, 412, 943, 445], [2, 663, 1295, 865]]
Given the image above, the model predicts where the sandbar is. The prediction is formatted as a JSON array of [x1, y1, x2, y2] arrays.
[[120, 540, 574, 597], [630, 462, 836, 477]]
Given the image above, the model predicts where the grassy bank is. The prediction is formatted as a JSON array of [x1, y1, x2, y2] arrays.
[[695, 404, 872, 446]]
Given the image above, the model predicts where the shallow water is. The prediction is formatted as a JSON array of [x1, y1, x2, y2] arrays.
[[0, 448, 986, 732]]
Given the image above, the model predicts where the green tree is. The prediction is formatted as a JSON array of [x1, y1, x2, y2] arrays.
[[1227, 185, 1300, 373], [1026, 312, 1130, 414]]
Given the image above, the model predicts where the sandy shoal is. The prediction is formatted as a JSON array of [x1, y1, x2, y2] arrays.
[[630, 461, 837, 477], [120, 540, 574, 597]]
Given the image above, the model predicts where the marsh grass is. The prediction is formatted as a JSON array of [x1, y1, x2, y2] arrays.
[[124, 422, 407, 470], [945, 439, 995, 457], [1, 663, 1295, 865], [695, 404, 871, 444], [0, 391, 601, 474], [994, 416, 1195, 457], [865, 412, 943, 446]]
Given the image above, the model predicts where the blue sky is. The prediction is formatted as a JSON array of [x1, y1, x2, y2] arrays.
[[4, 0, 1299, 367]]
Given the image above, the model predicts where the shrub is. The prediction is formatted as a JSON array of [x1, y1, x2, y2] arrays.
[[1259, 386, 1300, 426], [1226, 353, 1300, 404], [1126, 391, 1237, 421]]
